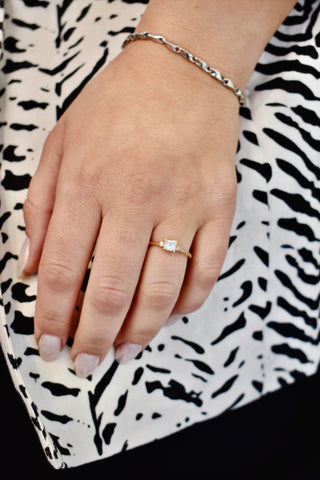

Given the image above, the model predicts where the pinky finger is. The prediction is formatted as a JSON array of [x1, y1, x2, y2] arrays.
[[173, 218, 232, 315]]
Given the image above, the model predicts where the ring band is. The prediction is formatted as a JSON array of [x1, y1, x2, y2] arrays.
[[149, 238, 192, 259]]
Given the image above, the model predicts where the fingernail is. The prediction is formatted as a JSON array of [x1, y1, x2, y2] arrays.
[[74, 353, 99, 378], [38, 334, 61, 361], [17, 236, 30, 278], [115, 343, 142, 364], [165, 314, 181, 326]]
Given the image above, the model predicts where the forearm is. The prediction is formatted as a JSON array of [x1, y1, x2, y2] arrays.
[[137, 0, 297, 89]]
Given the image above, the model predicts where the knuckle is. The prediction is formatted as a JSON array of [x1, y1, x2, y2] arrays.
[[212, 179, 237, 214], [40, 261, 81, 292], [90, 278, 130, 315], [125, 179, 156, 205], [23, 193, 49, 217], [171, 181, 196, 209], [120, 324, 160, 348], [121, 164, 166, 206], [72, 161, 103, 191], [23, 196, 34, 217], [37, 313, 67, 337], [181, 297, 206, 314], [134, 325, 159, 343], [143, 280, 179, 310], [196, 263, 220, 291], [76, 336, 111, 353]]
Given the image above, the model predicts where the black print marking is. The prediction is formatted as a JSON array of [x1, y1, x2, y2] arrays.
[[145, 379, 203, 407], [171, 335, 205, 354], [211, 375, 239, 399], [211, 313, 246, 346], [41, 381, 80, 397], [11, 310, 34, 335], [41, 410, 73, 424], [114, 390, 128, 416]]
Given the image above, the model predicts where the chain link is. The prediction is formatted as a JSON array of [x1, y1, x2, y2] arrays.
[[122, 31, 245, 106]]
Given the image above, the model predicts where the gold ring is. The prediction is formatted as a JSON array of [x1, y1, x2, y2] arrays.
[[149, 238, 192, 259]]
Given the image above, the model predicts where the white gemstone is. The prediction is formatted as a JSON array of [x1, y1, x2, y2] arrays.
[[159, 241, 164, 247], [164, 239, 177, 252]]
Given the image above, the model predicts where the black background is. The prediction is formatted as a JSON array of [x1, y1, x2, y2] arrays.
[[1, 345, 320, 479]]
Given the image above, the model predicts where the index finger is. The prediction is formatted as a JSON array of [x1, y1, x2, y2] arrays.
[[35, 189, 101, 360]]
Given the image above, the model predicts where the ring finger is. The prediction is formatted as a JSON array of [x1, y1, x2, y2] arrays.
[[114, 222, 195, 364]]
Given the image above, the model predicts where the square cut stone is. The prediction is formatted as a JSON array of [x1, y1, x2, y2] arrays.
[[164, 239, 177, 252]]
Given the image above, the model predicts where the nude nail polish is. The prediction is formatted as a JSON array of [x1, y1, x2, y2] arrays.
[[39, 334, 61, 361], [17, 236, 30, 278], [74, 353, 99, 378], [115, 343, 142, 364]]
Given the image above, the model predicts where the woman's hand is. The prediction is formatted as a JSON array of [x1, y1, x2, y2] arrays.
[[20, 37, 239, 377]]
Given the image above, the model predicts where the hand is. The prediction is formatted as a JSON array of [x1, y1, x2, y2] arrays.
[[21, 39, 239, 377]]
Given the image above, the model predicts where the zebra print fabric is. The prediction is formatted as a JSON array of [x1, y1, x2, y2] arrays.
[[0, 0, 319, 469]]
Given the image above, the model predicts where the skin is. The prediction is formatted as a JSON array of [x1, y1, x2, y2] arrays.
[[21, 0, 297, 376]]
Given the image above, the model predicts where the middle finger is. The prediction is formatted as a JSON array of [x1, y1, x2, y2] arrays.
[[71, 211, 152, 377]]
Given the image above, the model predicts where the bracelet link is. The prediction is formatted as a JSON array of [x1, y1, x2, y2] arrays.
[[170, 44, 182, 54], [150, 33, 166, 44], [122, 31, 245, 106]]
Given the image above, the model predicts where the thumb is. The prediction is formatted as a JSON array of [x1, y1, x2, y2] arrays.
[[18, 121, 64, 277]]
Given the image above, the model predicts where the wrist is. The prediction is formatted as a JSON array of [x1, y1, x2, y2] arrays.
[[119, 34, 241, 115], [137, 0, 297, 90], [122, 32, 244, 105]]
